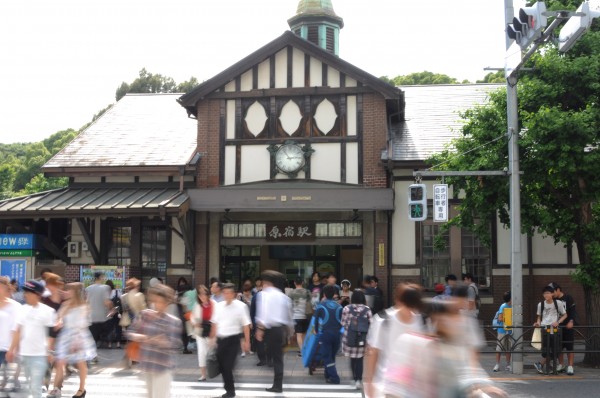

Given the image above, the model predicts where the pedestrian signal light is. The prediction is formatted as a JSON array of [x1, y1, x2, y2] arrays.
[[559, 1, 600, 53], [506, 1, 548, 49], [408, 184, 427, 222]]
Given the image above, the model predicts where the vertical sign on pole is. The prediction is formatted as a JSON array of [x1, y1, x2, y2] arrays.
[[433, 184, 448, 222]]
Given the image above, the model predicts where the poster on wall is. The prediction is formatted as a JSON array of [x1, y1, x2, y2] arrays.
[[0, 259, 27, 286], [80, 265, 125, 291]]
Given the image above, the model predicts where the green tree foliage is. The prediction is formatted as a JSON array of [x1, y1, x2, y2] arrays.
[[0, 129, 77, 199], [428, 10, 600, 364], [477, 71, 505, 83], [115, 68, 199, 101], [393, 71, 461, 85]]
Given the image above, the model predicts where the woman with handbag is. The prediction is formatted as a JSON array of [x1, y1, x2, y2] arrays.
[[47, 283, 97, 398], [189, 285, 215, 381]]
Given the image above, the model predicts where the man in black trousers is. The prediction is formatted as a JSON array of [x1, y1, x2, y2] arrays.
[[255, 271, 293, 393], [210, 283, 251, 398]]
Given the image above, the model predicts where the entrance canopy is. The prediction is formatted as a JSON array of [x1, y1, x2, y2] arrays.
[[0, 186, 189, 219], [188, 186, 393, 211]]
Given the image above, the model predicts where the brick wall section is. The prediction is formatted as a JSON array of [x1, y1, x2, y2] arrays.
[[196, 100, 222, 188], [361, 93, 388, 188], [64, 265, 80, 283]]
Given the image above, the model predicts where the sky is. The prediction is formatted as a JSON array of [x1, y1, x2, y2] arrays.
[[0, 0, 521, 144]]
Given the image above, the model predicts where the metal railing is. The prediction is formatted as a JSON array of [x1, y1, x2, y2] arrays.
[[479, 325, 600, 375]]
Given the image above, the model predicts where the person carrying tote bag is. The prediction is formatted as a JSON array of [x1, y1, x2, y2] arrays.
[[190, 285, 216, 381]]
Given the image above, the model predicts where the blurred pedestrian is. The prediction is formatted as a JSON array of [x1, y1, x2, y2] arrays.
[[189, 285, 215, 381], [256, 270, 293, 393], [9, 279, 24, 304], [432, 283, 445, 301], [340, 289, 372, 389], [128, 284, 182, 398], [121, 278, 147, 367], [307, 271, 323, 309], [288, 277, 312, 355], [462, 273, 480, 318], [7, 280, 56, 398], [210, 283, 251, 398], [237, 279, 254, 357], [210, 281, 224, 303], [364, 283, 425, 398], [47, 282, 97, 398], [443, 274, 457, 297], [105, 280, 122, 349], [175, 277, 193, 354], [363, 275, 384, 314], [40, 273, 64, 391], [250, 278, 269, 366], [85, 272, 112, 356], [0, 277, 21, 391]]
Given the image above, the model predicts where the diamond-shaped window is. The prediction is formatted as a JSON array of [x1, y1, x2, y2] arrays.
[[245, 101, 268, 136], [314, 99, 337, 134], [279, 100, 302, 135]]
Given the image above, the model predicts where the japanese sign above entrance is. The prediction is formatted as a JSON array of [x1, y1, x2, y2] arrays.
[[0, 234, 34, 250], [266, 223, 316, 242], [433, 184, 449, 222]]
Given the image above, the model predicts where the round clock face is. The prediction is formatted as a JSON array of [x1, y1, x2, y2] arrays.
[[275, 144, 305, 174]]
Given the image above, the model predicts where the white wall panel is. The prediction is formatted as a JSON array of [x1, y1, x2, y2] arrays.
[[292, 48, 305, 88], [393, 181, 416, 265], [532, 234, 568, 264], [224, 146, 236, 185], [224, 81, 235, 92], [346, 143, 359, 184], [105, 176, 134, 183], [171, 217, 185, 265], [258, 59, 270, 89], [496, 217, 528, 264], [240, 69, 253, 91], [328, 66, 340, 88], [241, 145, 271, 183], [310, 143, 340, 182], [226, 100, 236, 139], [346, 77, 357, 87], [310, 58, 322, 87], [138, 176, 169, 183], [275, 49, 287, 89], [347, 96, 357, 136]]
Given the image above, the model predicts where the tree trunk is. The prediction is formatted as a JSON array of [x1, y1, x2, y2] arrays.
[[583, 285, 600, 367]]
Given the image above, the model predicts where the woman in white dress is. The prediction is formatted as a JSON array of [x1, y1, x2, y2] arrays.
[[47, 282, 97, 398]]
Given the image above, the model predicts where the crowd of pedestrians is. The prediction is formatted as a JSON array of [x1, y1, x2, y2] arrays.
[[0, 267, 582, 398]]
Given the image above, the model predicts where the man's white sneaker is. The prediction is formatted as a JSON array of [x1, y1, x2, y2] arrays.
[[567, 366, 574, 375], [493, 364, 500, 372], [556, 363, 565, 372], [355, 380, 362, 389], [505, 365, 512, 372]]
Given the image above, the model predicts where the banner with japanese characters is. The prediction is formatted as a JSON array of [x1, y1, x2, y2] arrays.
[[433, 184, 449, 222], [266, 223, 315, 242]]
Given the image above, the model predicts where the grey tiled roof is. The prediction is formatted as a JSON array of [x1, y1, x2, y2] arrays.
[[390, 84, 504, 162], [44, 93, 198, 169]]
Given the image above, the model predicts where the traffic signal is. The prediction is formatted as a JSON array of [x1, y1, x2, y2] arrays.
[[559, 1, 600, 53], [408, 184, 427, 221], [507, 1, 548, 49]]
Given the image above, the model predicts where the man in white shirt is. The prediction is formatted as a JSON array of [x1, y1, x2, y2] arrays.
[[0, 277, 21, 391], [210, 283, 251, 398], [255, 270, 293, 394], [85, 272, 112, 352], [7, 280, 56, 398]]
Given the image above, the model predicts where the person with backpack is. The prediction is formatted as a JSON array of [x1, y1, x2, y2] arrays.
[[105, 279, 122, 349], [313, 284, 343, 385], [288, 277, 312, 356], [462, 273, 480, 318], [340, 290, 372, 390], [492, 291, 512, 372], [533, 285, 567, 374], [549, 282, 578, 375]]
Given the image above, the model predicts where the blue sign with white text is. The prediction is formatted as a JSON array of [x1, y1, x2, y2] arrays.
[[0, 234, 34, 250], [1, 259, 27, 286]]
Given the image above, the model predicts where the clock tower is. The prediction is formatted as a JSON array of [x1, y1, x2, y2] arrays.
[[288, 0, 344, 56]]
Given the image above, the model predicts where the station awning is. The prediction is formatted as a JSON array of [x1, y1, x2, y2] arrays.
[[0, 187, 189, 219], [188, 186, 393, 212]]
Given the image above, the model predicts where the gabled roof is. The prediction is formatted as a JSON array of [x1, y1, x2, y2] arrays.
[[44, 93, 198, 173], [389, 84, 504, 163], [178, 31, 402, 116]]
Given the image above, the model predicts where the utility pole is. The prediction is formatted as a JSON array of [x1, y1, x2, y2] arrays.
[[504, 0, 524, 375]]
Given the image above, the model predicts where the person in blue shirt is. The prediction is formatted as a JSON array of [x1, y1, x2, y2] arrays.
[[493, 291, 512, 372], [313, 285, 343, 384]]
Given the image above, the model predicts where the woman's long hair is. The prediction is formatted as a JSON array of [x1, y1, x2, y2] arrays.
[[66, 282, 86, 307]]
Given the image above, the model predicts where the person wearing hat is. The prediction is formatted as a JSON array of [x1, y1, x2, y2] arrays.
[[338, 279, 353, 307], [7, 280, 56, 398], [432, 283, 445, 301]]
